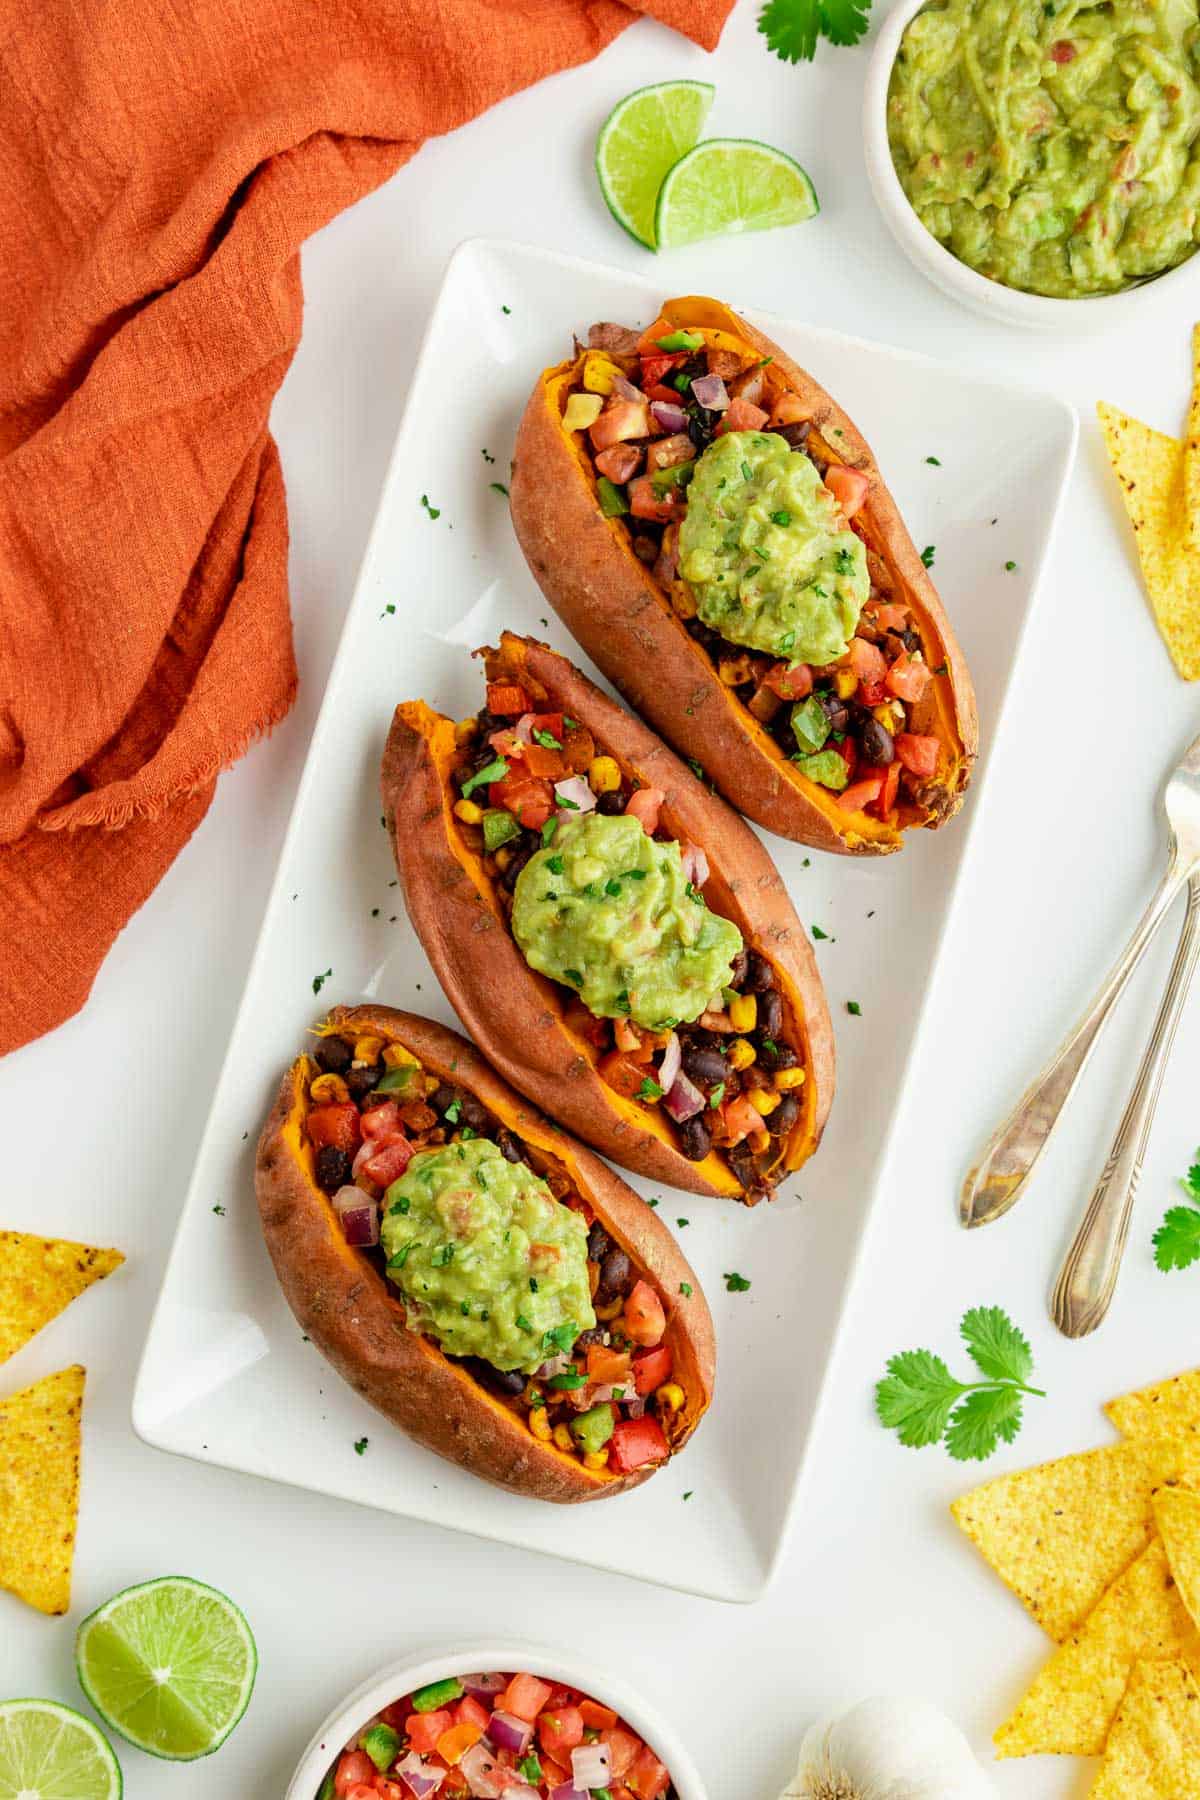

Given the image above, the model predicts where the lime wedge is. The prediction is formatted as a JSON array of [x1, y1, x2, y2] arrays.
[[0, 1700, 121, 1799], [596, 81, 715, 250], [75, 1577, 257, 1762], [655, 138, 820, 249]]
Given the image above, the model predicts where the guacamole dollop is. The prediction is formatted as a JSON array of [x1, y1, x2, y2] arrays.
[[887, 0, 1200, 298], [380, 1137, 595, 1373], [677, 431, 869, 666], [510, 812, 742, 1030]]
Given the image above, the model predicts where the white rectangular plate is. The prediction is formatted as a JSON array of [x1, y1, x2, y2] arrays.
[[134, 239, 1076, 1604]]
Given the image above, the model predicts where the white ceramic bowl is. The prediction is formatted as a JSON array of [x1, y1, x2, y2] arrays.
[[284, 1641, 709, 1800], [862, 0, 1200, 329]]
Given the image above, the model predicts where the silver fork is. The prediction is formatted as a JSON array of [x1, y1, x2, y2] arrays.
[[961, 726, 1200, 1231]]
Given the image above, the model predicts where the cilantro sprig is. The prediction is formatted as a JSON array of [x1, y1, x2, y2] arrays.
[[1153, 1150, 1200, 1272], [875, 1306, 1045, 1462], [758, 0, 871, 63]]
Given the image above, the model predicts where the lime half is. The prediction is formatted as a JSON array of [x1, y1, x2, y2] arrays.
[[75, 1577, 257, 1762], [596, 80, 715, 250], [655, 138, 819, 249], [0, 1700, 121, 1800]]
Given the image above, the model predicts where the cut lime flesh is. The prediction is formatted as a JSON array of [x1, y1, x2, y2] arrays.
[[0, 1700, 121, 1800], [655, 137, 819, 249], [596, 80, 715, 250], [75, 1577, 257, 1762]]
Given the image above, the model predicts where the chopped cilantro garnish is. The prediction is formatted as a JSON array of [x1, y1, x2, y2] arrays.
[[846, 1000, 862, 1016], [709, 1082, 726, 1108], [419, 494, 441, 520], [724, 1271, 751, 1292], [460, 756, 508, 799], [920, 545, 936, 568], [637, 1077, 664, 1101]]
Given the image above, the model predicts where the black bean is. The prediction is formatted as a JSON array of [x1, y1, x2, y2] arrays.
[[475, 709, 502, 737], [501, 847, 532, 887], [587, 1222, 613, 1263], [757, 1037, 797, 1071], [776, 420, 811, 450], [772, 1094, 800, 1136], [817, 690, 850, 735], [632, 533, 659, 564], [727, 1142, 761, 1190], [459, 1094, 491, 1132], [677, 1112, 712, 1162], [314, 1145, 351, 1193], [759, 989, 784, 1040], [495, 1128, 527, 1164], [681, 1045, 728, 1086], [360, 1089, 394, 1114], [574, 1327, 605, 1353], [463, 1359, 526, 1397], [727, 948, 750, 990], [899, 627, 922, 653], [745, 950, 776, 993], [314, 1036, 352, 1074], [597, 1248, 633, 1302], [859, 717, 895, 766], [595, 791, 626, 816], [684, 617, 721, 651], [345, 1064, 380, 1101], [430, 1083, 458, 1115]]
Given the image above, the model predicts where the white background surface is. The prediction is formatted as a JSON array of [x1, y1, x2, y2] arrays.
[[4, 3, 1199, 1796]]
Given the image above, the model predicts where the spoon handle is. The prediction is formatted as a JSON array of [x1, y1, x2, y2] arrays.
[[961, 855, 1189, 1228], [1050, 877, 1200, 1338]]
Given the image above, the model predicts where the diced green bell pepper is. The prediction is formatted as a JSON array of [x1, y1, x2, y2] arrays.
[[790, 695, 831, 756], [411, 1676, 464, 1713], [571, 1402, 616, 1455], [483, 808, 521, 852], [792, 748, 849, 792], [597, 476, 629, 517], [362, 1723, 400, 1773]]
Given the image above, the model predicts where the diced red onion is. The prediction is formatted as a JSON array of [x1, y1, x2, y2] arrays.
[[663, 1071, 705, 1123], [650, 399, 688, 434], [514, 712, 536, 744], [554, 775, 596, 816], [625, 1393, 646, 1419], [679, 843, 709, 889], [496, 1788, 539, 1800], [550, 1787, 590, 1800], [395, 1753, 445, 1797], [537, 1353, 569, 1379], [486, 1710, 533, 1756], [458, 1741, 505, 1798], [658, 1031, 682, 1095], [571, 1742, 612, 1788], [691, 372, 729, 411], [333, 1187, 378, 1247], [460, 1671, 508, 1699], [587, 1383, 615, 1405], [611, 372, 646, 404], [350, 1140, 377, 1183]]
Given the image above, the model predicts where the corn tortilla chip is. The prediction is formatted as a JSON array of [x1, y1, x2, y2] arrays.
[[1156, 1487, 1200, 1631], [0, 1231, 123, 1364], [1097, 401, 1200, 681], [994, 1538, 1200, 1758], [1186, 322, 1200, 552], [1090, 1658, 1200, 1799], [1108, 1369, 1200, 1445], [953, 1436, 1200, 1642], [0, 1364, 84, 1616]]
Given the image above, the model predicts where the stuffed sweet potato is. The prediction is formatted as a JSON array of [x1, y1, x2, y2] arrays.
[[256, 1005, 714, 1503], [510, 295, 978, 855], [382, 633, 835, 1204]]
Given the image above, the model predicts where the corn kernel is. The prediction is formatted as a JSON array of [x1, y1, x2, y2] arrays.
[[563, 391, 604, 432], [835, 668, 858, 700], [750, 1126, 771, 1154], [454, 798, 484, 826], [728, 993, 757, 1034], [352, 1036, 384, 1064], [774, 1066, 806, 1090], [582, 354, 621, 395], [420, 1072, 441, 1097], [656, 1383, 685, 1413], [310, 1072, 349, 1104], [583, 1450, 610, 1471], [454, 717, 478, 745], [670, 581, 698, 621], [382, 1043, 418, 1068], [588, 755, 621, 795], [727, 1038, 756, 1072], [494, 846, 513, 872], [594, 1297, 623, 1322], [553, 1423, 575, 1453], [748, 1087, 781, 1116], [529, 1406, 553, 1442]]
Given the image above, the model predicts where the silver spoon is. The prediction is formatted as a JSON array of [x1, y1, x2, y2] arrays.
[[961, 726, 1200, 1230], [1050, 876, 1200, 1336]]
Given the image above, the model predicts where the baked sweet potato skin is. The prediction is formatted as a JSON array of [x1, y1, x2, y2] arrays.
[[510, 295, 979, 856], [381, 635, 835, 1201], [256, 1005, 714, 1504]]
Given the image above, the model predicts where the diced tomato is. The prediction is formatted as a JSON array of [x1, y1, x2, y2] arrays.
[[1050, 37, 1076, 60], [598, 1050, 652, 1100], [487, 727, 525, 760], [721, 1093, 764, 1147], [590, 399, 651, 450], [639, 350, 686, 388], [768, 392, 809, 427], [437, 1721, 483, 1764], [307, 1103, 362, 1155], [608, 1415, 670, 1475], [716, 396, 769, 434], [824, 463, 870, 518], [602, 1727, 642, 1781], [646, 432, 694, 471], [439, 1773, 470, 1800], [405, 1710, 452, 1754], [848, 637, 886, 686], [886, 653, 932, 702], [360, 1100, 403, 1141], [594, 444, 643, 484], [632, 1344, 673, 1394], [894, 732, 940, 778], [587, 1344, 632, 1385], [628, 1745, 672, 1799], [499, 1673, 555, 1723], [522, 741, 566, 780], [578, 1700, 620, 1731], [342, 1787, 377, 1800], [871, 602, 909, 632], [489, 771, 555, 829], [334, 1751, 377, 1796], [623, 1280, 667, 1348], [636, 316, 676, 353], [762, 660, 813, 700], [537, 1705, 585, 1756], [486, 682, 530, 716], [375, 1784, 406, 1800], [613, 1017, 656, 1060], [875, 759, 901, 818], [644, 382, 683, 405], [627, 476, 684, 524], [361, 1135, 413, 1188], [453, 1695, 491, 1733], [856, 679, 887, 708], [838, 775, 885, 813], [624, 786, 664, 834], [380, 1702, 409, 1730]]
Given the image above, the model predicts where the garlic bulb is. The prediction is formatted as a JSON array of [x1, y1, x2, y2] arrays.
[[782, 1697, 996, 1800]]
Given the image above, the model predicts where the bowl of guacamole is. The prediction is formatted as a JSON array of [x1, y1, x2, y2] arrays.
[[864, 0, 1200, 323]]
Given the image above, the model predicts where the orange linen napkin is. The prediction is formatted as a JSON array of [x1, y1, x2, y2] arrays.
[[0, 0, 731, 1056]]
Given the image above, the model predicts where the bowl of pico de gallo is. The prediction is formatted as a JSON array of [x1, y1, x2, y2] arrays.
[[286, 1641, 707, 1800]]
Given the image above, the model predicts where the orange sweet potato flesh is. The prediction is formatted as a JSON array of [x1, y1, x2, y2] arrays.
[[381, 634, 835, 1202], [256, 1004, 714, 1504], [510, 295, 979, 856]]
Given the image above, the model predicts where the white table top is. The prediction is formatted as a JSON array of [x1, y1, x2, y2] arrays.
[[6, 4, 1200, 1795]]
